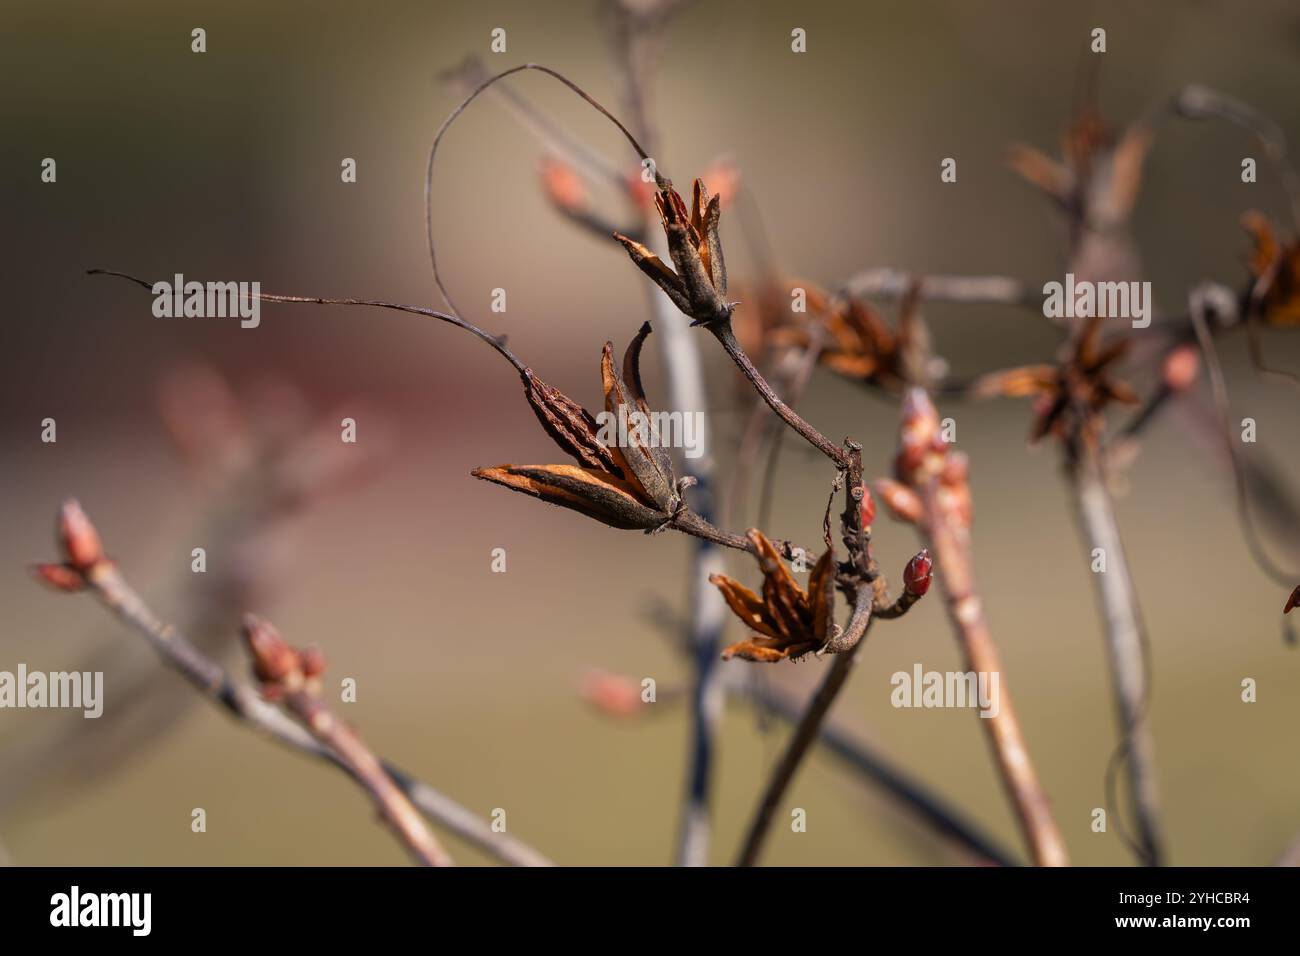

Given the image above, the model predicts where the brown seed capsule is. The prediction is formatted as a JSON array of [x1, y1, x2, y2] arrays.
[[474, 323, 686, 531], [614, 178, 732, 327], [713, 531, 835, 663]]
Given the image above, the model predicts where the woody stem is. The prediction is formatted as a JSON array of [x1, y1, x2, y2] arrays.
[[733, 588, 875, 866], [915, 476, 1069, 867], [708, 319, 849, 468], [77, 558, 552, 866]]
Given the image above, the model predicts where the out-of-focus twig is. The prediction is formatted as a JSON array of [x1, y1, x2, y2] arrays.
[[1068, 440, 1162, 865], [34, 500, 554, 867], [892, 389, 1069, 867], [241, 615, 451, 867], [733, 590, 877, 866]]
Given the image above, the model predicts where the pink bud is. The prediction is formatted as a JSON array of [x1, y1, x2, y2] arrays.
[[540, 157, 587, 215], [859, 487, 877, 528], [58, 499, 104, 571], [903, 549, 933, 597], [875, 479, 923, 524], [581, 670, 643, 719], [300, 646, 327, 678], [31, 562, 86, 592], [241, 614, 299, 684], [1162, 345, 1201, 393]]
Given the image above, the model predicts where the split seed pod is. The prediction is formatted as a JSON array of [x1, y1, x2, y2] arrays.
[[473, 322, 689, 531], [614, 179, 731, 327], [710, 530, 835, 662]]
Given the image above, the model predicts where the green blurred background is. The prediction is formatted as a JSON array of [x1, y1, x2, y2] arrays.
[[2, 0, 1299, 865]]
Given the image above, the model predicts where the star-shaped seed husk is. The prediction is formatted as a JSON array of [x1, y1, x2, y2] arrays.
[[614, 179, 731, 326], [1243, 211, 1300, 328], [710, 530, 835, 662], [473, 322, 688, 531], [971, 316, 1138, 444], [766, 285, 923, 392]]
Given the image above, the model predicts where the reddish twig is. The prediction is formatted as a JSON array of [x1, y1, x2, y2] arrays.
[[33, 500, 553, 867], [241, 615, 451, 867], [893, 389, 1069, 867]]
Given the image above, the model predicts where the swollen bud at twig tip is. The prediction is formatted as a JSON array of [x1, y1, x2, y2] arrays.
[[875, 479, 923, 524], [1285, 585, 1300, 615], [903, 549, 933, 597], [241, 614, 299, 684], [1161, 344, 1201, 393], [539, 156, 587, 216], [580, 670, 643, 719], [31, 562, 86, 592], [300, 646, 327, 678], [941, 451, 969, 487], [58, 499, 104, 571]]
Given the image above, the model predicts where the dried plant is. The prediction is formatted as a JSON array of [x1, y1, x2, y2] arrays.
[[34, 7, 1300, 872]]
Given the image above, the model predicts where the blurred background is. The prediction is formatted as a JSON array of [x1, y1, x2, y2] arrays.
[[2, 0, 1299, 866]]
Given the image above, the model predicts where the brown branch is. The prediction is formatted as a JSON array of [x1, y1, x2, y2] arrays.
[[1068, 441, 1163, 866], [897, 390, 1069, 866], [34, 500, 554, 867], [733, 587, 875, 866], [241, 615, 451, 867], [709, 318, 849, 468]]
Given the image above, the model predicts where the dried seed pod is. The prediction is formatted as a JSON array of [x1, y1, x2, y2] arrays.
[[614, 178, 732, 327], [475, 324, 687, 531], [713, 531, 835, 662]]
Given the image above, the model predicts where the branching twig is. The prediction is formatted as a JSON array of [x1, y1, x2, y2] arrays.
[[895, 389, 1069, 867], [34, 500, 553, 867]]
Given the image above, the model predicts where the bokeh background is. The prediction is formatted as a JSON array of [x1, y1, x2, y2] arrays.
[[3, 0, 1299, 866]]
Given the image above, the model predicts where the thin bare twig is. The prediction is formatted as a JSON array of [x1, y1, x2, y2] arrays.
[[899, 390, 1068, 867], [241, 615, 450, 867], [1068, 442, 1162, 866], [709, 318, 849, 468], [734, 589, 875, 866], [35, 500, 553, 867]]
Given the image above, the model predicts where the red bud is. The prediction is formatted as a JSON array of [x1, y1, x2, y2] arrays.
[[31, 562, 86, 592], [1286, 585, 1300, 615], [581, 670, 643, 718], [58, 499, 104, 571], [875, 479, 923, 524], [241, 614, 299, 684], [300, 646, 327, 678], [940, 451, 969, 488], [859, 487, 877, 527], [903, 549, 933, 597], [540, 156, 587, 215], [1162, 345, 1201, 393]]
